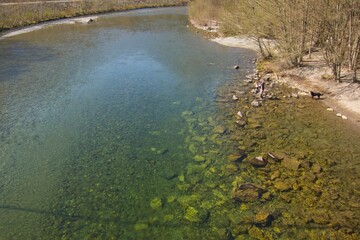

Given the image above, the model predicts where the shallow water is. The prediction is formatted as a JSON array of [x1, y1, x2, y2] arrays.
[[0, 7, 254, 239], [1, 7, 360, 240]]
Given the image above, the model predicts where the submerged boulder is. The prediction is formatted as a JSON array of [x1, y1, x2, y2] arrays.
[[184, 206, 209, 223], [232, 183, 266, 202], [247, 156, 268, 167], [282, 158, 301, 171]]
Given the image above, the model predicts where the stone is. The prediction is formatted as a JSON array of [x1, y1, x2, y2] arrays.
[[261, 192, 272, 201], [150, 197, 162, 210], [232, 95, 239, 100], [247, 156, 268, 167], [177, 194, 201, 208], [231, 183, 265, 202], [270, 170, 280, 180], [311, 163, 322, 174], [326, 108, 334, 111], [237, 111, 243, 118], [274, 181, 291, 191], [227, 152, 246, 162], [234, 65, 240, 70], [282, 158, 301, 170], [311, 210, 330, 224], [134, 223, 148, 231], [251, 100, 260, 107], [213, 125, 226, 134], [193, 155, 206, 162], [184, 206, 209, 223], [255, 211, 274, 226], [342, 115, 348, 120], [248, 226, 264, 239], [267, 152, 283, 162], [235, 120, 247, 127]]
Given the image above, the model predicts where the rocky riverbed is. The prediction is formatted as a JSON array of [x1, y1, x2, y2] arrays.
[[139, 69, 360, 239]]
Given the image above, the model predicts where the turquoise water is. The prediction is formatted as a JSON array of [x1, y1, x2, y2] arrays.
[[0, 7, 255, 239]]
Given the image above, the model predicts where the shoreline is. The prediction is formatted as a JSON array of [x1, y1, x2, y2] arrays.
[[0, 2, 187, 33], [0, 6, 184, 39], [190, 19, 360, 130]]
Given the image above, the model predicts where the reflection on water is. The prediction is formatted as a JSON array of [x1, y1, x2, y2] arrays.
[[1, 7, 360, 240]]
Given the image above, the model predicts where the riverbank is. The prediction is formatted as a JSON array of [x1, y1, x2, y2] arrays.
[[0, 0, 188, 32], [190, 19, 360, 130]]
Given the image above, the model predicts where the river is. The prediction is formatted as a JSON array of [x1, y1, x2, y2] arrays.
[[0, 7, 254, 239], [1, 6, 360, 240]]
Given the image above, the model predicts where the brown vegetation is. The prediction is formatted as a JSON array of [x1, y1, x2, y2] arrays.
[[0, 0, 188, 31], [189, 0, 360, 82]]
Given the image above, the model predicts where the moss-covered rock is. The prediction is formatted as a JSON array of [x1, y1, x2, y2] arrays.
[[150, 197, 162, 210], [184, 206, 209, 223]]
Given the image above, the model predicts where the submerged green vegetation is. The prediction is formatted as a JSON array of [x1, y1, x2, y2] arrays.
[[0, 0, 189, 31], [43, 72, 360, 238]]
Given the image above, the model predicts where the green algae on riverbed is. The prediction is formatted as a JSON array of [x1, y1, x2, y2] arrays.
[[46, 75, 360, 239]]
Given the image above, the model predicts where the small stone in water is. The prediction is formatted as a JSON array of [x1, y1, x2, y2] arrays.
[[251, 100, 260, 107], [342, 115, 348, 120], [232, 95, 239, 100], [336, 113, 342, 117], [326, 108, 334, 111]]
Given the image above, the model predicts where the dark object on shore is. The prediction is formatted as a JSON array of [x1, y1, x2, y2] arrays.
[[233, 65, 240, 70], [310, 91, 323, 99], [88, 18, 94, 24]]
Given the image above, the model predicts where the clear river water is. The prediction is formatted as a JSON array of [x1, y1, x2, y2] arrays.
[[0, 7, 254, 239], [1, 6, 360, 240]]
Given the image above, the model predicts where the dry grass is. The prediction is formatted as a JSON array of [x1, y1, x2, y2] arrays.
[[188, 0, 223, 26], [0, 0, 189, 31]]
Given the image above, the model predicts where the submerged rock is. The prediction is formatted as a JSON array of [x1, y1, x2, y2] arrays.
[[274, 181, 291, 191], [213, 125, 226, 134], [193, 155, 206, 162], [251, 100, 261, 107], [267, 152, 283, 162], [247, 156, 268, 167], [150, 197, 162, 210], [255, 211, 274, 226], [235, 120, 247, 127], [282, 158, 301, 171], [184, 206, 209, 223], [232, 183, 266, 202], [227, 152, 246, 162]]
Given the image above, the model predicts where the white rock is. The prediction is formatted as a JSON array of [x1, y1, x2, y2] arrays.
[[232, 95, 239, 100], [336, 113, 342, 117], [251, 100, 260, 107], [342, 115, 348, 120], [237, 111, 243, 118], [326, 108, 334, 111]]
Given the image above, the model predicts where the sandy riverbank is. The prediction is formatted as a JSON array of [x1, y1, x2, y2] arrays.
[[191, 19, 360, 128]]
